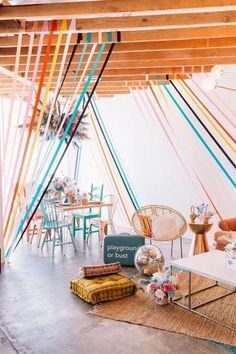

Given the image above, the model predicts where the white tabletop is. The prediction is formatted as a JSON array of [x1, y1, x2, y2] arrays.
[[171, 250, 236, 287]]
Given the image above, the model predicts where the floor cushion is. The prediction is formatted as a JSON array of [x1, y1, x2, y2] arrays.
[[70, 274, 137, 304]]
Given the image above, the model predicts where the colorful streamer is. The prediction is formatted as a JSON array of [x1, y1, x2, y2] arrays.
[[4, 21, 57, 250], [187, 74, 236, 130], [89, 101, 132, 224], [156, 84, 223, 219], [179, 79, 236, 151], [3, 22, 49, 232], [91, 98, 140, 210], [162, 82, 235, 188], [7, 40, 113, 256], [170, 81, 235, 169], [4, 33, 35, 222], [142, 87, 202, 198]]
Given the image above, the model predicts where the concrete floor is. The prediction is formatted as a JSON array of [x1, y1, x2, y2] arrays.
[[0, 236, 230, 354]]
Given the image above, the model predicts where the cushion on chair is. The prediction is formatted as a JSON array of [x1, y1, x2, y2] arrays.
[[152, 215, 178, 240], [70, 274, 137, 304], [137, 215, 152, 237]]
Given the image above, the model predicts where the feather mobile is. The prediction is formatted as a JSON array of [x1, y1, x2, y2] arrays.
[[19, 95, 90, 143]]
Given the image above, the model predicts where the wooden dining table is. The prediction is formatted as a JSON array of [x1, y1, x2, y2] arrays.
[[57, 201, 115, 234]]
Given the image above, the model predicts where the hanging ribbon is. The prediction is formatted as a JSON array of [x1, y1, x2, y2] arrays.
[[187, 74, 236, 130], [73, 145, 81, 182], [91, 98, 140, 210], [19, 31, 91, 235], [4, 20, 57, 250], [213, 90, 236, 126], [8, 21, 70, 244], [4, 33, 34, 223], [33, 23, 84, 187], [179, 79, 236, 150], [89, 101, 132, 224], [3, 22, 49, 232], [156, 84, 223, 219], [161, 82, 235, 188], [193, 172, 222, 220], [4, 33, 23, 172], [170, 81, 235, 170], [142, 87, 201, 199], [7, 39, 115, 256]]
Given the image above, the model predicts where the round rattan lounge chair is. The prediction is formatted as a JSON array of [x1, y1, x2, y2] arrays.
[[132, 205, 187, 258]]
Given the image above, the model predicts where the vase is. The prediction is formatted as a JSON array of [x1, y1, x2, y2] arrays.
[[155, 296, 169, 306]]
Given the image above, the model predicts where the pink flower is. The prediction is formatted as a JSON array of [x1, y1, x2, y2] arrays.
[[162, 283, 172, 293], [150, 283, 158, 290], [146, 284, 156, 294]]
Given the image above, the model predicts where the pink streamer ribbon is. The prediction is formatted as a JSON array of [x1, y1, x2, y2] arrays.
[[3, 22, 48, 225], [187, 74, 236, 130]]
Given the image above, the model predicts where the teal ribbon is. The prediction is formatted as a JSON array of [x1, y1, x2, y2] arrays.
[[162, 83, 236, 188], [75, 144, 82, 183], [6, 42, 107, 257], [62, 34, 91, 114], [92, 98, 140, 209]]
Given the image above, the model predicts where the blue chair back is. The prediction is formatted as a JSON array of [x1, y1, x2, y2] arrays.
[[40, 199, 59, 229], [89, 184, 104, 216], [90, 183, 104, 202]]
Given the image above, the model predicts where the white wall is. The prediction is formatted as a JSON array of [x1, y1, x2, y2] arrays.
[[80, 69, 236, 242]]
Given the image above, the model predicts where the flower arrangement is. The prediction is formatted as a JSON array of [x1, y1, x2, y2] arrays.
[[191, 203, 214, 224], [225, 242, 236, 259], [48, 176, 80, 202], [145, 270, 181, 305]]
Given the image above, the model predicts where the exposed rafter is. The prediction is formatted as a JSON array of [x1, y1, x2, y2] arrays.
[[0, 0, 236, 96]]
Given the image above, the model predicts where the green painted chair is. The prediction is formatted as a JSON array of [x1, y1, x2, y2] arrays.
[[40, 199, 77, 256], [72, 184, 104, 240]]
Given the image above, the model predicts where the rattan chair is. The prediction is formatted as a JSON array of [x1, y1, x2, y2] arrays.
[[132, 205, 187, 258]]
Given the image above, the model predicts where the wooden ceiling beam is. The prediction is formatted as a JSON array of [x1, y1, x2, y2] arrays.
[[1, 59, 233, 75], [1, 66, 207, 80], [1, 26, 236, 47], [1, 1, 236, 21], [1, 11, 236, 33], [1, 47, 236, 65], [2, 37, 236, 55]]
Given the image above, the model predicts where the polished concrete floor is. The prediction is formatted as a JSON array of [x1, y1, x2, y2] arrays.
[[0, 235, 231, 354]]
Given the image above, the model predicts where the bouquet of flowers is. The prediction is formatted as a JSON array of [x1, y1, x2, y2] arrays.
[[195, 203, 214, 223], [145, 270, 181, 305], [225, 242, 236, 259], [48, 176, 80, 202], [64, 183, 80, 203]]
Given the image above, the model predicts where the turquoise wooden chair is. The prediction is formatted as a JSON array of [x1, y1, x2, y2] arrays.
[[40, 199, 77, 256], [72, 184, 104, 240]]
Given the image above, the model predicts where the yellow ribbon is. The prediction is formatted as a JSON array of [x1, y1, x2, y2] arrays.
[[5, 20, 67, 251], [179, 79, 236, 154]]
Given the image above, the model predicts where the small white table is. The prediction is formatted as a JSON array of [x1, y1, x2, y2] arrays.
[[171, 250, 236, 331]]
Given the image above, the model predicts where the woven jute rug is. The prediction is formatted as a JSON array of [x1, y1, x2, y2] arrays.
[[91, 274, 236, 346]]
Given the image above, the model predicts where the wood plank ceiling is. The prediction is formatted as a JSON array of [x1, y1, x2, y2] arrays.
[[0, 0, 236, 96]]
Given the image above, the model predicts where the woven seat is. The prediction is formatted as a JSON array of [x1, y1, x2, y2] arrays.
[[132, 205, 187, 257]]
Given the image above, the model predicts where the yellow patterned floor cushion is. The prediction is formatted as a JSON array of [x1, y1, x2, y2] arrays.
[[70, 274, 137, 304]]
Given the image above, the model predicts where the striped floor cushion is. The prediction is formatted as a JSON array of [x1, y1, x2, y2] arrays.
[[70, 274, 137, 304]]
